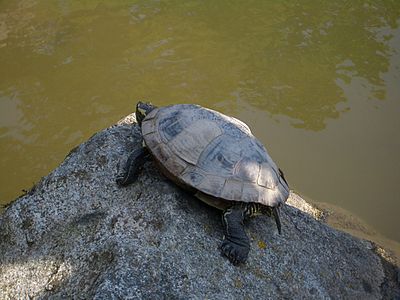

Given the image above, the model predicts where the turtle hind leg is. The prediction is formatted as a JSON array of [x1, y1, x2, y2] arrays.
[[116, 147, 150, 186], [220, 206, 250, 265]]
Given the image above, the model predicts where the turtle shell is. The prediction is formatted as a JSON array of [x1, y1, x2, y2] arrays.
[[141, 104, 289, 207]]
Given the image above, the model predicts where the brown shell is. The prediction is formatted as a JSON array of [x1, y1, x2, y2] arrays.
[[141, 104, 289, 207]]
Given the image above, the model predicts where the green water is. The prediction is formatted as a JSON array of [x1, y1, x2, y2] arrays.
[[1, 1, 399, 248]]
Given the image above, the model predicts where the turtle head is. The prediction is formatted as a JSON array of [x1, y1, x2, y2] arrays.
[[136, 101, 156, 126]]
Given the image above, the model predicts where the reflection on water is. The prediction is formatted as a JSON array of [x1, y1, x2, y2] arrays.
[[0, 1, 399, 252], [230, 2, 398, 130]]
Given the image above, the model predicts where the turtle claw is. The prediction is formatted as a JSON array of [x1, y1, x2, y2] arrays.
[[220, 239, 249, 265], [116, 174, 128, 186]]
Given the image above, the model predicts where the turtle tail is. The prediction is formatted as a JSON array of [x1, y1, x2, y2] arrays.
[[272, 206, 282, 234]]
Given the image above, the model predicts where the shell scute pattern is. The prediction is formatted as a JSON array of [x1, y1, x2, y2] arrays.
[[221, 179, 243, 200], [181, 168, 205, 186], [196, 135, 240, 177], [142, 104, 289, 206]]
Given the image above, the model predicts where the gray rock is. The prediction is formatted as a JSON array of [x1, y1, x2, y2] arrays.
[[0, 114, 399, 299]]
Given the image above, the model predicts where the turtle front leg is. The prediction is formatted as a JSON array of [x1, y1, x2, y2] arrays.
[[116, 147, 150, 186], [220, 206, 250, 265]]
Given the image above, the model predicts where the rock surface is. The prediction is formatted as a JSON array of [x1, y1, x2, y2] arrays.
[[0, 114, 399, 299]]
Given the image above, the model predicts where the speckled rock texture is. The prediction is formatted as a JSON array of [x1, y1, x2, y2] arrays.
[[1, 114, 399, 299]]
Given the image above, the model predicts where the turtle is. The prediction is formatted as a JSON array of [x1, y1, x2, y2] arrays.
[[116, 101, 290, 265]]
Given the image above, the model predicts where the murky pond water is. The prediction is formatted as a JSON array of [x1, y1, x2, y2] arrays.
[[1, 1, 399, 254]]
